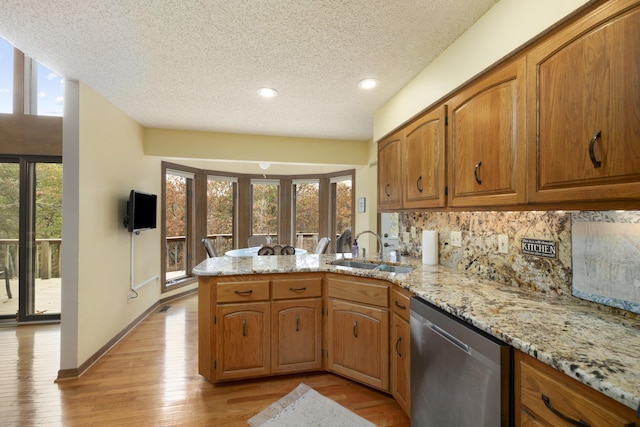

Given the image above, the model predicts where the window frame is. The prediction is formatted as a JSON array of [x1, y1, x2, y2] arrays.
[[160, 163, 354, 293]]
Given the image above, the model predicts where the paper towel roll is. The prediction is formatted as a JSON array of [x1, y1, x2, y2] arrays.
[[422, 230, 438, 265]]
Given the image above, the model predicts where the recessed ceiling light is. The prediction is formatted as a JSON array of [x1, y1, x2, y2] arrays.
[[259, 162, 270, 170], [357, 79, 378, 90], [257, 87, 278, 98]]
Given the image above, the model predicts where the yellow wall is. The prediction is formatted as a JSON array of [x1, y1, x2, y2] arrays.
[[66, 84, 196, 367], [373, 0, 592, 141], [144, 128, 369, 166]]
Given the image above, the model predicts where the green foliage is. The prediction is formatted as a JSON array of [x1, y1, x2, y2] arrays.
[[0, 163, 19, 238], [35, 163, 63, 238]]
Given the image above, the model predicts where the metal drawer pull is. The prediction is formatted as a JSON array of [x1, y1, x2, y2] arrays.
[[289, 287, 307, 292], [295, 314, 300, 332], [394, 300, 407, 310], [416, 175, 423, 193], [588, 130, 602, 168], [474, 161, 483, 185], [242, 318, 247, 337], [234, 289, 253, 296], [541, 394, 590, 427], [353, 320, 358, 338], [385, 184, 391, 197], [395, 336, 403, 357]]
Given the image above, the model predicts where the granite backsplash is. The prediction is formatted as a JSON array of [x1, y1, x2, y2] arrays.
[[398, 210, 640, 300]]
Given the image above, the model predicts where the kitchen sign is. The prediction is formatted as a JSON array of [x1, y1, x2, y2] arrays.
[[521, 238, 557, 259]]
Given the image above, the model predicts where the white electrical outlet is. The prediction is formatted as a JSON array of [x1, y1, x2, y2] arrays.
[[451, 231, 462, 247], [410, 226, 417, 238], [498, 234, 509, 254], [402, 232, 410, 242]]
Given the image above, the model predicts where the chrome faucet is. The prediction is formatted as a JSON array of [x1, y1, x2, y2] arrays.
[[354, 230, 383, 260]]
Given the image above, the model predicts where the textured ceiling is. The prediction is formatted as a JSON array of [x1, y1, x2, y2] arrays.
[[0, 0, 498, 141]]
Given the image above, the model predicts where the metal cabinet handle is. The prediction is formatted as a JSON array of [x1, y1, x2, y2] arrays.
[[588, 130, 602, 168], [541, 395, 590, 427], [234, 289, 253, 296], [416, 175, 423, 193], [394, 300, 407, 310], [295, 314, 300, 332], [289, 287, 307, 292], [242, 318, 247, 336], [353, 320, 358, 338], [395, 336, 403, 357], [474, 161, 483, 185], [384, 184, 391, 197]]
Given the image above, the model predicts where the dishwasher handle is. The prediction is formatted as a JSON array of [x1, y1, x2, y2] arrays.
[[429, 323, 470, 354]]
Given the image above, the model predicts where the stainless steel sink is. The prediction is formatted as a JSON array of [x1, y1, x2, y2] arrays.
[[329, 259, 415, 274]]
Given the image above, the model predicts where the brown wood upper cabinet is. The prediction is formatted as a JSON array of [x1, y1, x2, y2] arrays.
[[403, 106, 447, 209], [447, 57, 526, 207], [526, 0, 640, 205], [378, 130, 403, 210]]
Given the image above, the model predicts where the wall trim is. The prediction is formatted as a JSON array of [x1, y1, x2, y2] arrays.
[[55, 288, 197, 381]]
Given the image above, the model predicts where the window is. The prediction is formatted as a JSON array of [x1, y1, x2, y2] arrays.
[[36, 62, 64, 117], [0, 37, 13, 114], [332, 176, 353, 249], [252, 180, 279, 243], [293, 180, 319, 251], [163, 167, 195, 288], [207, 177, 236, 255]]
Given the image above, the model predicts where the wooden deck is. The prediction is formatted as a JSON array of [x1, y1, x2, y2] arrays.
[[0, 277, 61, 318]]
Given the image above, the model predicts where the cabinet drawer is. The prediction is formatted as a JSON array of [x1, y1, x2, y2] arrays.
[[519, 354, 636, 427], [327, 277, 388, 307], [390, 288, 411, 322], [272, 277, 322, 299], [217, 280, 270, 303]]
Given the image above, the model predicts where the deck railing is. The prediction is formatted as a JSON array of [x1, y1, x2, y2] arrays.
[[0, 238, 62, 279]]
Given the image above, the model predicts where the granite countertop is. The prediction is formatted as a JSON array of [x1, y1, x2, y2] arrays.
[[193, 253, 640, 413]]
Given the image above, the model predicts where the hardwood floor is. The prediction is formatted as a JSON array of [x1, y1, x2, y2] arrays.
[[0, 293, 410, 426]]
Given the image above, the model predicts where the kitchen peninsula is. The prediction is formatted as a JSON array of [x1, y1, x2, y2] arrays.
[[195, 253, 640, 420]]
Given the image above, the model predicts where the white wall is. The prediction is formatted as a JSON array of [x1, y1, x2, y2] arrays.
[[374, 0, 593, 141]]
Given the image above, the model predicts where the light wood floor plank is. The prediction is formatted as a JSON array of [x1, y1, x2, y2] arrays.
[[0, 293, 409, 426]]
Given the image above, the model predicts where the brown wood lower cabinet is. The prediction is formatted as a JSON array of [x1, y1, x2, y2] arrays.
[[271, 298, 322, 373], [216, 302, 271, 381], [515, 350, 637, 426], [390, 287, 412, 416], [327, 298, 389, 391]]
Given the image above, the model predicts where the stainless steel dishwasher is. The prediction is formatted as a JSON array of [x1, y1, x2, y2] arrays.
[[410, 296, 513, 426]]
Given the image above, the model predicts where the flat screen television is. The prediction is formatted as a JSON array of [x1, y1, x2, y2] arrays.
[[124, 190, 157, 232]]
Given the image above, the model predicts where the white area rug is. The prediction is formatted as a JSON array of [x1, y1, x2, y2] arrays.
[[248, 383, 376, 427]]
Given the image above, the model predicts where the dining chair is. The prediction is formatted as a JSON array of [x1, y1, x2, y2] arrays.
[[248, 235, 268, 247], [335, 229, 351, 253], [202, 238, 217, 258], [315, 237, 331, 254], [257, 246, 275, 255], [281, 245, 295, 255]]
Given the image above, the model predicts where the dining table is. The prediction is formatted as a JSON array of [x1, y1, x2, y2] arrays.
[[224, 246, 308, 257]]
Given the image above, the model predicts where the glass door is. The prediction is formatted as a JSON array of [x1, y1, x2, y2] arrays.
[[0, 161, 20, 318], [0, 158, 62, 322]]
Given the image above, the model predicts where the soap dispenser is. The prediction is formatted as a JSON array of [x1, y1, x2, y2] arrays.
[[351, 239, 358, 257]]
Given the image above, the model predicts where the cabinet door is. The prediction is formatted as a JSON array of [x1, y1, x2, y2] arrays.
[[390, 313, 410, 416], [327, 298, 389, 391], [271, 298, 322, 374], [515, 350, 637, 427], [527, 1, 640, 204], [447, 57, 526, 207], [378, 130, 403, 210], [215, 302, 270, 381], [403, 105, 447, 209]]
